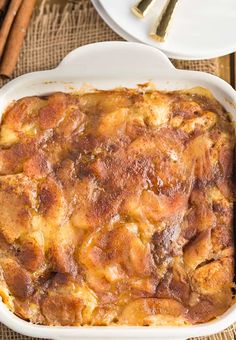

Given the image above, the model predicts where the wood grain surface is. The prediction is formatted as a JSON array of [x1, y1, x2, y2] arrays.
[[219, 55, 231, 83], [219, 54, 235, 88]]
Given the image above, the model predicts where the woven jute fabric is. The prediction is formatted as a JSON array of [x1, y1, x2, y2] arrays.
[[0, 0, 233, 339]]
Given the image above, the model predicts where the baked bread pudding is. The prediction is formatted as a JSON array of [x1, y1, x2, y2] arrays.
[[0, 87, 234, 326]]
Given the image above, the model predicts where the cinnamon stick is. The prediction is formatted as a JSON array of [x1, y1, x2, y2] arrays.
[[0, 0, 8, 11], [0, 0, 22, 58], [0, 0, 36, 77]]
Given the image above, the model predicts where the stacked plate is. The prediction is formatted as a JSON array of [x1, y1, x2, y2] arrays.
[[91, 0, 236, 60]]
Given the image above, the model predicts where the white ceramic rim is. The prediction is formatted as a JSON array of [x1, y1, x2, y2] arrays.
[[0, 41, 235, 340]]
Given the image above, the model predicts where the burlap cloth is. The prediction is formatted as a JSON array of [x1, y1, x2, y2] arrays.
[[0, 0, 233, 339]]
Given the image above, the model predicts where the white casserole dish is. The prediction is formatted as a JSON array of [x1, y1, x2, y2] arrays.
[[0, 41, 235, 340]]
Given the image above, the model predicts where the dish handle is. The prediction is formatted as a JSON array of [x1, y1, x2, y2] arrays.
[[57, 41, 175, 78]]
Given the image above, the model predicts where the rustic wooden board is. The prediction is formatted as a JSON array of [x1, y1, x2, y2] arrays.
[[219, 54, 236, 89], [219, 55, 231, 83]]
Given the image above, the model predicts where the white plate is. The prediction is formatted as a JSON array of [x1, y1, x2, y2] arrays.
[[0, 42, 235, 340], [91, 0, 140, 43], [96, 0, 236, 60]]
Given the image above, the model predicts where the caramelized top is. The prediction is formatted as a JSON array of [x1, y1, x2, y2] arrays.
[[0, 87, 234, 326]]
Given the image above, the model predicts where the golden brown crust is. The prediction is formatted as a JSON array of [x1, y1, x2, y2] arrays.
[[0, 88, 234, 326]]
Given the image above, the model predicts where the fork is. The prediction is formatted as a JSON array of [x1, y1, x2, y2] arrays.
[[132, 0, 157, 18], [150, 0, 179, 42]]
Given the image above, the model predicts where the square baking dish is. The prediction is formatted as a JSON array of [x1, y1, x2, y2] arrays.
[[0, 41, 235, 340]]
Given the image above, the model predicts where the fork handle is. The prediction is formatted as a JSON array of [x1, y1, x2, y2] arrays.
[[151, 0, 179, 42], [132, 0, 156, 18]]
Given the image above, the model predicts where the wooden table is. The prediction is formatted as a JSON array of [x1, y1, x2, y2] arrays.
[[219, 54, 235, 88]]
